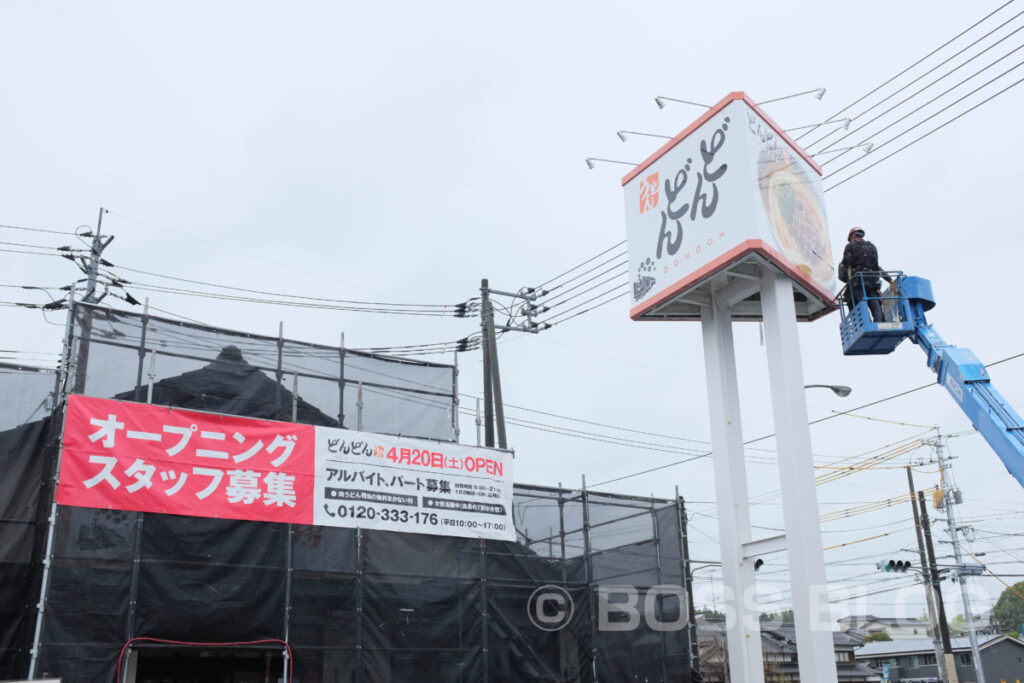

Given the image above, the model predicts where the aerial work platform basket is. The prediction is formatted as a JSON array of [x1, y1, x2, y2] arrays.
[[838, 272, 934, 355], [838, 271, 1024, 489]]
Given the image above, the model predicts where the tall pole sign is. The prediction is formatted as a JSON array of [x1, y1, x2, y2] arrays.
[[622, 92, 839, 683], [623, 93, 835, 322]]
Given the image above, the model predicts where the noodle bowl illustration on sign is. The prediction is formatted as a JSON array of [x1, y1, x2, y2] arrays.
[[759, 148, 833, 285]]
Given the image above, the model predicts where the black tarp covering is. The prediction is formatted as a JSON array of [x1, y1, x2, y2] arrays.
[[2, 307, 696, 682], [73, 303, 458, 442], [113, 345, 341, 427], [21, 484, 696, 682], [0, 417, 53, 676], [0, 362, 58, 677]]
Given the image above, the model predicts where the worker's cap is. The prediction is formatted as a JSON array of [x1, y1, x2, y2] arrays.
[[847, 227, 865, 241]]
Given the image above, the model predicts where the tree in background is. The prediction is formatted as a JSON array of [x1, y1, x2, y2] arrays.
[[993, 581, 1024, 635], [863, 632, 893, 643], [759, 610, 794, 623], [948, 614, 966, 636], [696, 607, 726, 621]]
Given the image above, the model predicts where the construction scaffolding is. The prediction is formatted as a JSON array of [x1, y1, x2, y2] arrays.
[[0, 303, 697, 682]]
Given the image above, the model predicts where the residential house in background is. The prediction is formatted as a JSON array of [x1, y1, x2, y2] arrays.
[[696, 617, 880, 682], [856, 634, 1024, 683], [967, 608, 1001, 637], [839, 615, 932, 640]]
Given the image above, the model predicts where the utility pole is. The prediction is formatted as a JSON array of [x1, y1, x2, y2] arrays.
[[907, 467, 950, 682], [73, 207, 113, 394], [484, 297, 506, 449], [31, 210, 113, 677], [918, 489, 960, 683], [82, 207, 112, 303], [479, 280, 498, 447], [930, 435, 987, 683], [677, 489, 700, 678], [477, 279, 550, 449]]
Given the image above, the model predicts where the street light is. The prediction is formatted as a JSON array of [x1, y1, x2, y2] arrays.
[[654, 95, 711, 110], [689, 564, 722, 612], [617, 130, 672, 142], [585, 157, 639, 169], [690, 562, 722, 573], [804, 384, 852, 397], [756, 87, 826, 105]]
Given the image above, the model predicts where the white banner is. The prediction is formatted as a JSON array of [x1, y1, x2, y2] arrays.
[[312, 427, 515, 541]]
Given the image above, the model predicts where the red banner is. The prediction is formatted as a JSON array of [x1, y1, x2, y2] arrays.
[[57, 394, 315, 524]]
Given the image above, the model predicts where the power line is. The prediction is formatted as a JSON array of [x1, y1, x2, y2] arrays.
[[825, 72, 1024, 192], [588, 351, 1024, 489], [747, 434, 931, 506], [794, 0, 1016, 144], [823, 45, 1024, 171], [108, 294, 208, 326], [501, 415, 708, 455], [467, 394, 718, 447], [0, 247, 71, 258], [534, 241, 625, 291], [815, 16, 1024, 159], [102, 276, 479, 357], [0, 222, 77, 236], [544, 283, 629, 326], [545, 270, 628, 314], [110, 279, 475, 317], [546, 289, 630, 327], [105, 210, 458, 303], [525, 7, 1024, 335], [456, 393, 867, 467], [378, 385, 712, 456], [370, 382, 813, 463], [0, 239, 73, 251], [543, 262, 628, 308], [103, 263, 474, 312], [352, 335, 481, 356], [0, 349, 61, 355], [0, 300, 67, 310], [0, 284, 72, 293]]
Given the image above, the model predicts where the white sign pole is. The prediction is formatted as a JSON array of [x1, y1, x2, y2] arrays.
[[623, 92, 842, 682], [760, 270, 839, 683], [701, 299, 766, 683]]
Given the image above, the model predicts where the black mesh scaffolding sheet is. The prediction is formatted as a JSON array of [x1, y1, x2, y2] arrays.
[[4, 305, 698, 682], [25, 487, 696, 682], [70, 302, 459, 441], [9, 472, 698, 682], [0, 364, 57, 676]]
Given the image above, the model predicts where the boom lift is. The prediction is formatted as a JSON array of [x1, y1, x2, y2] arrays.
[[838, 273, 1024, 487]]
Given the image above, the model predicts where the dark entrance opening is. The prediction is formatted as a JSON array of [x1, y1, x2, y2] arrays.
[[132, 646, 285, 683]]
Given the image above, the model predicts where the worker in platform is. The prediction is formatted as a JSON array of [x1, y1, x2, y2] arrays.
[[838, 227, 892, 323]]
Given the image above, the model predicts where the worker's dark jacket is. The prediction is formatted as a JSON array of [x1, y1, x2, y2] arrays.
[[838, 239, 886, 284]]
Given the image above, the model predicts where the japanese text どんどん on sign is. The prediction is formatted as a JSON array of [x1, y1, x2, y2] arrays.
[[57, 394, 515, 541], [621, 92, 835, 321]]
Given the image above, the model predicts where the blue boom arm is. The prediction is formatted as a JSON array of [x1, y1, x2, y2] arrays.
[[838, 274, 1024, 488], [900, 276, 1024, 487]]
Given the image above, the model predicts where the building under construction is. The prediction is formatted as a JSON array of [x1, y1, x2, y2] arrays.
[[0, 302, 698, 682]]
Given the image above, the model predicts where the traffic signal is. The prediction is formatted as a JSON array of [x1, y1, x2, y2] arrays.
[[876, 559, 912, 572]]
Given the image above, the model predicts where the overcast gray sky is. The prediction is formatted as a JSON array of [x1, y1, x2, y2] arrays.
[[3, 0, 1022, 622]]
